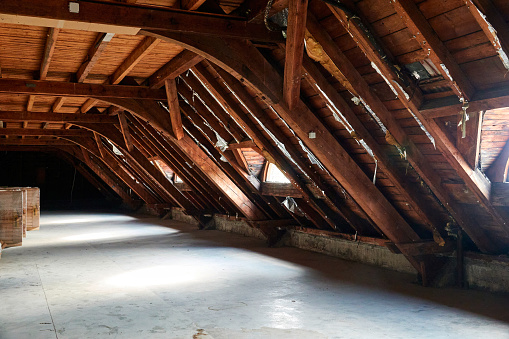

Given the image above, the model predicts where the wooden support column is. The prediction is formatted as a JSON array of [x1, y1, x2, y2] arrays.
[[283, 0, 308, 109], [457, 111, 483, 169], [118, 111, 134, 152], [165, 78, 184, 140]]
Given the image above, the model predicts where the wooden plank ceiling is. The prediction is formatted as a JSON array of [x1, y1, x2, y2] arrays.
[[0, 0, 509, 283]]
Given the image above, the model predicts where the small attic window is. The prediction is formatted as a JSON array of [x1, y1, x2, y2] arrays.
[[265, 163, 290, 183]]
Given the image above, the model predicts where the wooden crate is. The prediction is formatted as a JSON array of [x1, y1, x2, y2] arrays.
[[0, 189, 24, 248], [26, 187, 40, 231]]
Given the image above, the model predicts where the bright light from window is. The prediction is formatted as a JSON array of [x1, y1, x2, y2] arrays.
[[265, 163, 290, 183]]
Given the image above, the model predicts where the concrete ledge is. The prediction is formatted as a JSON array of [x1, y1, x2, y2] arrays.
[[213, 215, 266, 240], [464, 254, 509, 293], [171, 208, 199, 226], [283, 230, 416, 274]]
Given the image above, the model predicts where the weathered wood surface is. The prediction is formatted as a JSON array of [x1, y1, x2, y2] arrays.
[[0, 189, 24, 248]]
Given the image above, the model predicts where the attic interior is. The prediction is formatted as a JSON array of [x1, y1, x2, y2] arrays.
[[1, 0, 509, 337]]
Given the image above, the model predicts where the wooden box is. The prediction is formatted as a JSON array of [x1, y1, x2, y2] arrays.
[[0, 189, 24, 248]]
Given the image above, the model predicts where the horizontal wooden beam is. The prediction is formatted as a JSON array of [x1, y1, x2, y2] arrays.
[[0, 139, 74, 146], [0, 128, 91, 137], [421, 88, 509, 118], [0, 111, 119, 124], [0, 0, 283, 42], [0, 78, 166, 100]]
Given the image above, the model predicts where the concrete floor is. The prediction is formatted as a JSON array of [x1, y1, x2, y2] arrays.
[[1, 212, 509, 339]]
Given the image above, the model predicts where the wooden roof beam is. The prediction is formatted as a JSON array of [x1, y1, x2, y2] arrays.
[[148, 50, 204, 89], [0, 0, 283, 42], [283, 0, 308, 109], [0, 78, 166, 100], [391, 0, 474, 100], [40, 28, 60, 81]]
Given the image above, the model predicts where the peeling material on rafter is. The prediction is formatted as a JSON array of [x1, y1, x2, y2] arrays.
[[466, 1, 509, 71]]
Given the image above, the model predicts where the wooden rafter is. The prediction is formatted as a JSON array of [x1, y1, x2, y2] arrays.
[[76, 33, 115, 83], [165, 79, 184, 140], [148, 50, 204, 89], [80, 99, 99, 113], [283, 0, 308, 109], [110, 37, 160, 85]]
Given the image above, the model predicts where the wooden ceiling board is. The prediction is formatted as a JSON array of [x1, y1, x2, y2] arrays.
[[0, 24, 46, 71]]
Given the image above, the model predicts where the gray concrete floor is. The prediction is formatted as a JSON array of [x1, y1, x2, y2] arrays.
[[1, 212, 509, 339]]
